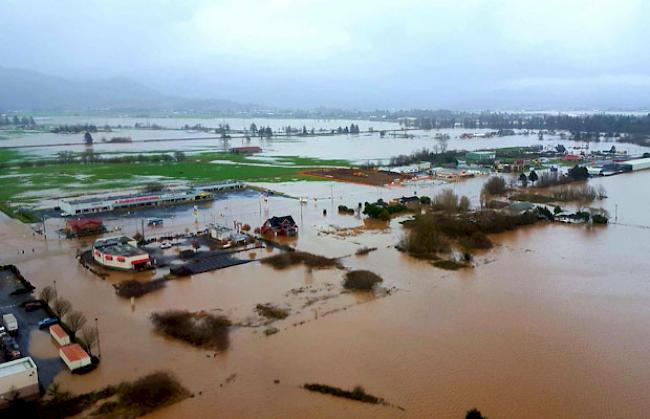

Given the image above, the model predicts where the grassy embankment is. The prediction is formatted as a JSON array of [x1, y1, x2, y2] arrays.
[[0, 150, 350, 220]]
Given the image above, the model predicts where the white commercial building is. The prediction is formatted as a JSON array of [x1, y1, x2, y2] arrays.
[[93, 236, 150, 271], [0, 357, 39, 404], [622, 157, 650, 172]]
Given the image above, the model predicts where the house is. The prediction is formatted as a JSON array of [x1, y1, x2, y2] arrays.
[[261, 216, 298, 237], [0, 357, 39, 405], [59, 343, 92, 371], [49, 324, 70, 346], [64, 218, 105, 237], [394, 196, 420, 206], [564, 154, 582, 161], [230, 146, 262, 154]]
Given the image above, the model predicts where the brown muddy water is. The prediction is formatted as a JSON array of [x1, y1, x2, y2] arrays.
[[1, 171, 650, 418]]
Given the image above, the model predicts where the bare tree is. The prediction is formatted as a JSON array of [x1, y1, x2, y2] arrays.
[[65, 311, 87, 333], [77, 326, 98, 355], [51, 298, 72, 318], [39, 285, 57, 305]]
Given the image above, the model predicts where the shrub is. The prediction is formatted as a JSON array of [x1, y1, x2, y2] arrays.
[[255, 304, 289, 320], [592, 214, 608, 224], [118, 371, 190, 412], [303, 383, 384, 405], [150, 310, 231, 350], [115, 279, 166, 298], [458, 232, 493, 250], [419, 195, 431, 205], [343, 270, 383, 291], [466, 408, 487, 419], [261, 251, 340, 270], [482, 176, 507, 195], [568, 165, 589, 180], [432, 260, 467, 270], [432, 189, 471, 213]]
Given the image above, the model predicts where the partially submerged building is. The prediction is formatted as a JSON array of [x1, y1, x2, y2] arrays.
[[0, 357, 39, 404], [58, 182, 246, 216], [49, 324, 70, 346], [92, 236, 150, 270], [59, 343, 91, 371], [64, 218, 105, 238], [261, 216, 298, 237]]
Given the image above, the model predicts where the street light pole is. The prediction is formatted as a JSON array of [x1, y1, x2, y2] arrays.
[[95, 317, 101, 359]]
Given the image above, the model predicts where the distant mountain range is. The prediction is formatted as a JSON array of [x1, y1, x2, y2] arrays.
[[0, 66, 253, 113]]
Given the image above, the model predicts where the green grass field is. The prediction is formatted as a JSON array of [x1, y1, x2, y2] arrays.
[[0, 149, 351, 220]]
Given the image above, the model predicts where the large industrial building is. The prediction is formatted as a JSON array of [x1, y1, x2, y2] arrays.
[[0, 357, 39, 404], [93, 236, 150, 270], [621, 157, 650, 172], [59, 181, 244, 216]]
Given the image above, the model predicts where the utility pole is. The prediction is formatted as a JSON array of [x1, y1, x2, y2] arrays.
[[41, 215, 47, 240], [141, 219, 145, 241], [95, 317, 101, 359]]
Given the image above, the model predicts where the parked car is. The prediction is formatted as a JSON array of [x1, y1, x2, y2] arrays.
[[1, 335, 21, 360], [2, 313, 18, 335], [38, 317, 59, 329], [159, 241, 172, 249], [24, 302, 42, 312]]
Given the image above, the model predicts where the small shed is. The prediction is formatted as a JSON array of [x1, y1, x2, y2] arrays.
[[59, 343, 91, 371], [49, 324, 70, 346]]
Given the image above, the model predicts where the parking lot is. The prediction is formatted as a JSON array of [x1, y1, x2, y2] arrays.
[[0, 267, 63, 391]]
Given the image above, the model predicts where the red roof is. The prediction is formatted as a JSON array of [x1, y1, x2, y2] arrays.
[[60, 343, 90, 362], [49, 324, 68, 340], [66, 218, 103, 230]]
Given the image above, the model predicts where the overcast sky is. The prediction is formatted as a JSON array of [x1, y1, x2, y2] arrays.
[[1, 0, 649, 109]]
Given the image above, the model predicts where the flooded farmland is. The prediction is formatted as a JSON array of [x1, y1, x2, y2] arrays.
[[1, 167, 650, 418], [4, 116, 650, 161]]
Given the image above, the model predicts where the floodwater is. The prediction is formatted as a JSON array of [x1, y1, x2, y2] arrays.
[[3, 116, 650, 161], [2, 170, 650, 417]]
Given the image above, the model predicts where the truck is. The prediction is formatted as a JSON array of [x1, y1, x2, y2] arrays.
[[2, 313, 18, 335]]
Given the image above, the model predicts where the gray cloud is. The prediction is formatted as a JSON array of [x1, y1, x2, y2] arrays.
[[1, 0, 648, 109]]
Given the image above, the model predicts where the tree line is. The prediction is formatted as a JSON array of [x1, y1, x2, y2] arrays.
[[395, 111, 650, 136], [0, 115, 36, 127]]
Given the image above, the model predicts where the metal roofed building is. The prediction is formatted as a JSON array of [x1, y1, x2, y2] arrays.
[[0, 357, 39, 404], [59, 188, 214, 216]]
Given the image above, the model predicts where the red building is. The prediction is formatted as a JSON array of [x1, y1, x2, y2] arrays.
[[64, 218, 105, 238], [261, 216, 298, 237]]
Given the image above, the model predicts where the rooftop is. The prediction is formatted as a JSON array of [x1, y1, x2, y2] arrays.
[[0, 357, 37, 378], [60, 343, 90, 362], [49, 324, 68, 340], [94, 236, 147, 257]]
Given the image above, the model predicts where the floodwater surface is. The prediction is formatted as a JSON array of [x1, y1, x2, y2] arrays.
[[1, 171, 650, 418]]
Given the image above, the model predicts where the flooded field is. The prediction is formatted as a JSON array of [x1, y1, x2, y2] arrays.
[[1, 167, 650, 418], [3, 116, 650, 161]]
